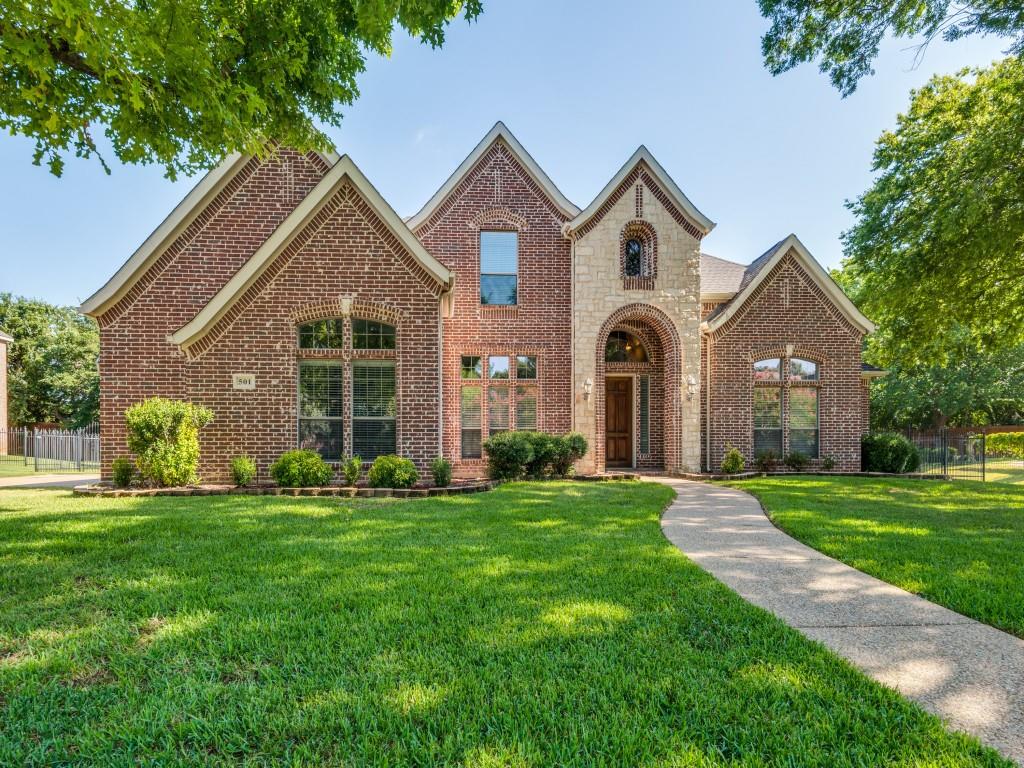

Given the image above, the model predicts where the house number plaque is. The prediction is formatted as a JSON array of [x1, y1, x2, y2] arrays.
[[232, 373, 256, 390]]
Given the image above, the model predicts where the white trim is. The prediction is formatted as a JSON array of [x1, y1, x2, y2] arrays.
[[701, 234, 875, 335], [861, 369, 888, 379], [406, 121, 579, 230], [699, 291, 736, 302], [80, 153, 251, 317], [169, 155, 452, 351], [565, 146, 715, 237]]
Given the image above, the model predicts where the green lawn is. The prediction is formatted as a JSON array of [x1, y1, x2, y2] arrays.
[[0, 459, 98, 477], [0, 484, 1007, 766], [728, 476, 1024, 639]]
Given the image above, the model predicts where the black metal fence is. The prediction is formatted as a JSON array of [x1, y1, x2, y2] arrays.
[[0, 425, 100, 473], [904, 429, 986, 481]]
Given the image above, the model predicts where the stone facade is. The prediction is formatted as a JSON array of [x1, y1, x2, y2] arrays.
[[84, 124, 874, 482], [571, 167, 702, 474]]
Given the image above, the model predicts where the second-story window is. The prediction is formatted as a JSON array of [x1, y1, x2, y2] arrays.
[[480, 231, 518, 305]]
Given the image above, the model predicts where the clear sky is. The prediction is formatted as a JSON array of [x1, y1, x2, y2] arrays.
[[0, 1, 1007, 307]]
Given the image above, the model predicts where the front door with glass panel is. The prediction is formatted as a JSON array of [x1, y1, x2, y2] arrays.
[[605, 377, 633, 467]]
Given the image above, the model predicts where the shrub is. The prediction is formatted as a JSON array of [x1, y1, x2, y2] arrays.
[[720, 444, 745, 474], [483, 431, 534, 481], [551, 432, 588, 478], [430, 456, 452, 487], [230, 456, 256, 487], [987, 432, 1024, 460], [124, 397, 213, 486], [821, 455, 836, 471], [523, 432, 556, 479], [861, 432, 921, 473], [754, 449, 778, 473], [111, 457, 134, 488], [368, 455, 418, 489], [342, 456, 362, 486], [784, 451, 810, 472], [270, 450, 333, 487]]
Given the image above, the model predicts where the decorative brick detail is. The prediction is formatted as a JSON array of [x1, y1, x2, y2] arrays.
[[469, 207, 529, 232], [619, 219, 658, 290]]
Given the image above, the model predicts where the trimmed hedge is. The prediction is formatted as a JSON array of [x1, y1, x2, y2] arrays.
[[230, 456, 256, 487], [861, 432, 921, 473], [270, 450, 333, 487], [483, 431, 588, 481], [986, 432, 1024, 460], [368, 455, 418, 489]]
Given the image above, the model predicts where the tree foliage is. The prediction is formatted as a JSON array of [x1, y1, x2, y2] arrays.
[[758, 0, 1024, 95], [0, 0, 481, 177], [842, 57, 1024, 359], [0, 294, 99, 428]]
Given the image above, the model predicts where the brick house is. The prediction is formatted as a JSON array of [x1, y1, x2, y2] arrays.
[[81, 123, 879, 481]]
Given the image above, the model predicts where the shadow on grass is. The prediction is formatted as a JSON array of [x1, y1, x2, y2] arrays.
[[0, 483, 1008, 766]]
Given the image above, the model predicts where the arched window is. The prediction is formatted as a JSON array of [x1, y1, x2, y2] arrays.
[[753, 359, 782, 457], [298, 318, 345, 349], [624, 238, 644, 277], [605, 330, 648, 363], [619, 221, 656, 283], [352, 318, 396, 350]]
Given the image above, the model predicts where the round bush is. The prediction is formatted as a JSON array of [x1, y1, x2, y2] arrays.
[[111, 457, 134, 488], [720, 445, 745, 474], [230, 456, 256, 487], [784, 451, 810, 472], [483, 432, 534, 481], [368, 455, 418, 488], [430, 456, 452, 487], [550, 432, 588, 478], [754, 449, 778, 473], [124, 397, 213, 487], [270, 450, 333, 487], [861, 432, 921, 473]]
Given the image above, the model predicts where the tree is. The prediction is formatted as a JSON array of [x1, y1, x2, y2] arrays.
[[758, 0, 1024, 95], [841, 57, 1024, 359], [0, 0, 481, 177], [0, 294, 99, 428]]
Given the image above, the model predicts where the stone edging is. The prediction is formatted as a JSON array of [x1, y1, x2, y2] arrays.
[[73, 481, 497, 499], [672, 470, 951, 482]]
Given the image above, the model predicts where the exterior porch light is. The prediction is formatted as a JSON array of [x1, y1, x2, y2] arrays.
[[686, 374, 698, 401], [583, 377, 594, 401]]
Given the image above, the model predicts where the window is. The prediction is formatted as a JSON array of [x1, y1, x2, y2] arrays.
[[298, 319, 345, 349], [352, 361, 396, 460], [298, 362, 343, 460], [753, 388, 782, 456], [488, 385, 510, 435], [790, 388, 819, 457], [352, 319, 396, 350], [605, 331, 648, 363], [515, 384, 537, 430], [480, 231, 518, 305], [516, 355, 537, 380], [753, 358, 782, 382], [789, 358, 818, 382], [461, 386, 482, 458], [639, 375, 650, 454], [461, 356, 482, 379], [488, 355, 509, 379], [624, 239, 644, 277]]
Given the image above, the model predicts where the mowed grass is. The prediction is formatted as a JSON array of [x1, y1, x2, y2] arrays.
[[729, 476, 1024, 638], [0, 484, 1008, 766]]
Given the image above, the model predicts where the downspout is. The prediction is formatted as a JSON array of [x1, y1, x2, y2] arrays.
[[704, 327, 711, 473]]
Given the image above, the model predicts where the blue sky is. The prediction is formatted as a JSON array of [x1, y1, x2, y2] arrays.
[[0, 1, 1008, 307]]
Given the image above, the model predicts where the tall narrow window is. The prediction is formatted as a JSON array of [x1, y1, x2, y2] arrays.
[[461, 386, 482, 458], [753, 388, 782, 456], [480, 231, 518, 305], [488, 385, 510, 435], [624, 239, 644, 277], [515, 384, 537, 431], [790, 388, 819, 457], [352, 362, 396, 460], [638, 375, 650, 454], [298, 361, 343, 460]]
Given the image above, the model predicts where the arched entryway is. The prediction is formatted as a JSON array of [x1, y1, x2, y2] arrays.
[[594, 304, 682, 473]]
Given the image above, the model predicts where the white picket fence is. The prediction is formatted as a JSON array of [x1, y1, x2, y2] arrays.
[[0, 425, 100, 473]]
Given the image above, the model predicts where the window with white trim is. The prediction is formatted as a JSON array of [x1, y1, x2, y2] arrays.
[[352, 361, 396, 460], [480, 231, 518, 305], [298, 361, 344, 460]]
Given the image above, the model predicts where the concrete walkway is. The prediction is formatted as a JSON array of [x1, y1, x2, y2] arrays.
[[656, 477, 1024, 765], [0, 473, 98, 489]]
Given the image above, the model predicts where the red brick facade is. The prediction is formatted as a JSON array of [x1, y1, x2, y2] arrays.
[[86, 127, 872, 482]]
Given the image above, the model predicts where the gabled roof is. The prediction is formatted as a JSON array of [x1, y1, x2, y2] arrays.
[[702, 234, 875, 335], [169, 155, 452, 352], [700, 253, 747, 298], [565, 146, 715, 237], [406, 121, 580, 230], [80, 147, 339, 318]]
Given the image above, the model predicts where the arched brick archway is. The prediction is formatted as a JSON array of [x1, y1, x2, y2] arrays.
[[594, 304, 683, 473]]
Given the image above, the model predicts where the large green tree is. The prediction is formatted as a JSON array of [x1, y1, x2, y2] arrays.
[[842, 57, 1024, 358], [758, 0, 1024, 95], [0, 294, 99, 428], [0, 1, 481, 177]]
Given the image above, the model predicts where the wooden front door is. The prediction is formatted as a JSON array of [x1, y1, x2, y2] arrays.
[[605, 377, 633, 467]]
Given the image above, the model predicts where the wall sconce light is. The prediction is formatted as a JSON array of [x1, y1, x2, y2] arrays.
[[583, 377, 594, 401], [685, 374, 698, 401]]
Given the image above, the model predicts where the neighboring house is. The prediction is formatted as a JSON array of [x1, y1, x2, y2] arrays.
[[0, 331, 10, 439], [81, 123, 876, 481]]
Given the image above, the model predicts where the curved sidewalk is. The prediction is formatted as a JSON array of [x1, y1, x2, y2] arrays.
[[656, 477, 1024, 765]]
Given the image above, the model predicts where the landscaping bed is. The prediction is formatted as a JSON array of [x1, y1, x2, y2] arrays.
[[73, 479, 495, 499]]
